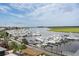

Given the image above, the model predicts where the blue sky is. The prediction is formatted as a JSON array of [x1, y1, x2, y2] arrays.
[[0, 3, 79, 27]]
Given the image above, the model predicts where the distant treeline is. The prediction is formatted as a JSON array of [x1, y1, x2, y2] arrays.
[[0, 26, 79, 29], [48, 26, 79, 28]]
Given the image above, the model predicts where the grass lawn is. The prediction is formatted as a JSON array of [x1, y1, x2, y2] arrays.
[[49, 27, 79, 33]]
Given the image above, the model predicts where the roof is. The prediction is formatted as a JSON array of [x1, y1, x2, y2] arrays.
[[22, 47, 44, 56], [0, 47, 6, 51]]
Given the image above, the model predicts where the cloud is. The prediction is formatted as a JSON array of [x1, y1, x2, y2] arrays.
[[9, 13, 25, 18], [26, 3, 79, 26], [0, 5, 11, 13], [29, 4, 74, 17], [28, 3, 79, 20], [9, 3, 47, 13], [8, 3, 48, 18], [0, 3, 79, 26], [0, 3, 52, 18]]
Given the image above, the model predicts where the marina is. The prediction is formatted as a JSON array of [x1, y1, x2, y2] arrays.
[[6, 28, 79, 55]]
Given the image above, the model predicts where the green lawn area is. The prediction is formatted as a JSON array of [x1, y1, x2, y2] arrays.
[[49, 27, 79, 33]]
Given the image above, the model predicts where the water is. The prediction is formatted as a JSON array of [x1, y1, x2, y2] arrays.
[[26, 28, 79, 55]]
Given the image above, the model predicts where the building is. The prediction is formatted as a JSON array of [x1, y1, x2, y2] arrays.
[[0, 47, 6, 56]]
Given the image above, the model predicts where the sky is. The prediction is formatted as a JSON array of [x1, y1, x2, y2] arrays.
[[0, 3, 79, 27]]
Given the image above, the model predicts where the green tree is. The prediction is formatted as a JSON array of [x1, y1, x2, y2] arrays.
[[8, 41, 26, 53]]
